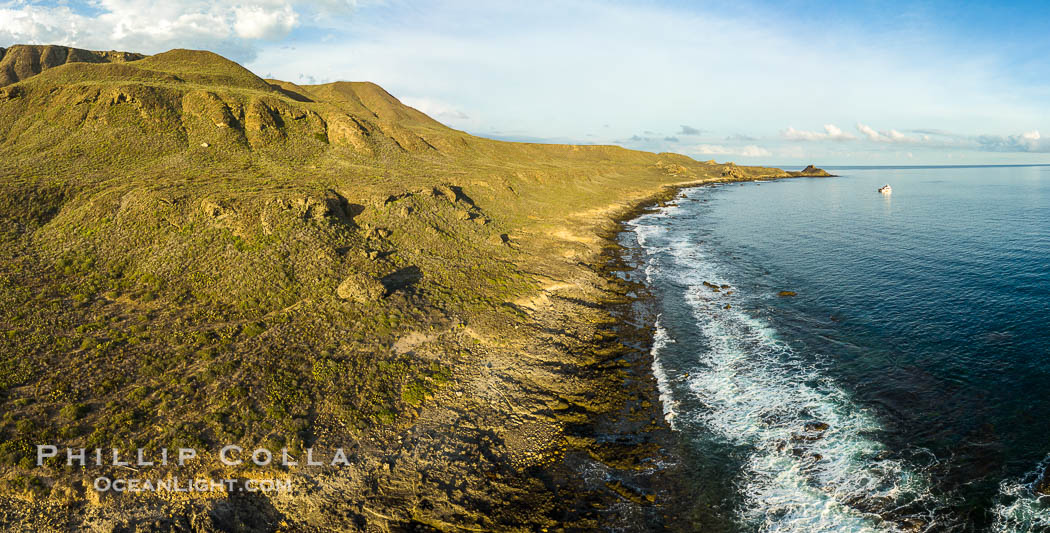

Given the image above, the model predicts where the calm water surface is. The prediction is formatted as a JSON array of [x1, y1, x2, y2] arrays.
[[622, 166, 1050, 532]]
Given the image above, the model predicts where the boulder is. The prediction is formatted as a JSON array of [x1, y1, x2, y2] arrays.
[[433, 185, 459, 203], [804, 421, 830, 432], [1036, 466, 1050, 495], [720, 165, 745, 179], [337, 272, 385, 302]]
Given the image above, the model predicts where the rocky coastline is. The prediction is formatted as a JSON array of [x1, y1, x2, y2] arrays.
[[0, 43, 837, 532]]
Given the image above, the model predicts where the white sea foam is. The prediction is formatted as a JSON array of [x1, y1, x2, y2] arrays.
[[650, 320, 679, 429], [629, 203, 937, 532], [991, 455, 1050, 532], [683, 293, 928, 532], [634, 216, 679, 429]]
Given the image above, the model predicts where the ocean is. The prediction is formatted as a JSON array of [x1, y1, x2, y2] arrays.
[[620, 166, 1050, 532]]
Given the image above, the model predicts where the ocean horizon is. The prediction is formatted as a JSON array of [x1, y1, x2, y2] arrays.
[[781, 164, 1050, 170]]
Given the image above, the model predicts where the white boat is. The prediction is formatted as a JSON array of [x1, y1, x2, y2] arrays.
[[878, 184, 892, 194]]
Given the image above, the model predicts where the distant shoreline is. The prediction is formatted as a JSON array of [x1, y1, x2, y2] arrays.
[[808, 163, 1050, 170]]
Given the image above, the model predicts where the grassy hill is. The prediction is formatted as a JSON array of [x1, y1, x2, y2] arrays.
[[0, 45, 790, 531]]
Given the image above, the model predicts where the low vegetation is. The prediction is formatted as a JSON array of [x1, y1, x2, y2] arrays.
[[0, 44, 790, 529]]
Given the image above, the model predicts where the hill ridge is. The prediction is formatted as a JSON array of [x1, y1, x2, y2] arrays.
[[0, 44, 145, 87]]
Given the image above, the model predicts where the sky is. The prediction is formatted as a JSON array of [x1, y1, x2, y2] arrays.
[[3, 0, 1050, 166]]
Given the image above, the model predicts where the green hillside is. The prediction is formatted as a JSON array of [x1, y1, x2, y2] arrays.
[[0, 45, 791, 531]]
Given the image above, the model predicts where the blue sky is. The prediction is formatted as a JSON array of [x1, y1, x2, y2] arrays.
[[3, 0, 1050, 165]]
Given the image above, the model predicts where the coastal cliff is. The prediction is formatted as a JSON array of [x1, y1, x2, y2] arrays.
[[0, 45, 789, 530], [787, 164, 835, 177]]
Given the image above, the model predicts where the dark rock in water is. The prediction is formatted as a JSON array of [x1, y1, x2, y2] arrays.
[[723, 304, 731, 309], [697, 279, 722, 291], [605, 480, 654, 505], [778, 291, 797, 297], [720, 284, 731, 289], [804, 421, 830, 432], [791, 422, 830, 443], [899, 518, 928, 532], [792, 433, 823, 443], [1035, 466, 1050, 495]]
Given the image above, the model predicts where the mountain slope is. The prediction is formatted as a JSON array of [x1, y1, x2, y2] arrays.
[[0, 45, 788, 531], [0, 44, 145, 87]]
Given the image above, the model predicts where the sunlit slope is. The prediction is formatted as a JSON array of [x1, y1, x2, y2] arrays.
[[0, 45, 785, 464], [0, 44, 145, 87]]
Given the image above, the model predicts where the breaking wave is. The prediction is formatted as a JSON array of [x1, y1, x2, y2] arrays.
[[991, 455, 1050, 532], [630, 205, 941, 532]]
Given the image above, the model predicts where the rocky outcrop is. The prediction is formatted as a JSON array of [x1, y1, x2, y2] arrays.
[[787, 164, 835, 177], [0, 44, 144, 87], [337, 272, 386, 302], [720, 164, 745, 179]]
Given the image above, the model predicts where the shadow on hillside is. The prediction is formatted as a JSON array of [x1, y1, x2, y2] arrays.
[[448, 185, 476, 207], [206, 478, 287, 531], [268, 83, 314, 102], [381, 266, 422, 294]]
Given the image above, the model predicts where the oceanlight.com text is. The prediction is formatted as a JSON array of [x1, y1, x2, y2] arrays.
[[93, 476, 293, 493]]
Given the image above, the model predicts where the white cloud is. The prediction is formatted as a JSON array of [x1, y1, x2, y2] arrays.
[[850, 124, 1050, 152], [692, 144, 771, 157], [856, 123, 921, 143], [975, 129, 1050, 152], [783, 124, 855, 141], [234, 5, 298, 40], [0, 0, 355, 61]]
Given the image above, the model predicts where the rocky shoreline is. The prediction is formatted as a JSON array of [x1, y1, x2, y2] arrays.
[[0, 44, 838, 530], [0, 181, 762, 532], [583, 171, 841, 531]]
